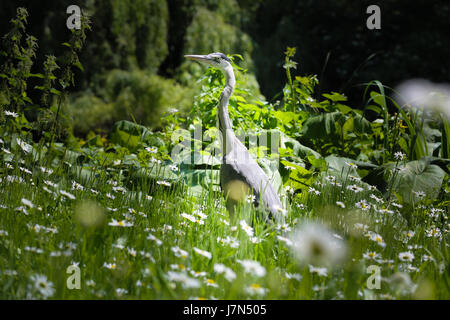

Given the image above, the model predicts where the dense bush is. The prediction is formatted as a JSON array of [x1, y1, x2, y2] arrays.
[[67, 70, 194, 135]]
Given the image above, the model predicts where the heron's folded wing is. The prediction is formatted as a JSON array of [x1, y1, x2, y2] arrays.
[[225, 141, 283, 218]]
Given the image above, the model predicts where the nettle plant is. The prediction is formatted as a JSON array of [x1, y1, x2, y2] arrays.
[[0, 7, 91, 153]]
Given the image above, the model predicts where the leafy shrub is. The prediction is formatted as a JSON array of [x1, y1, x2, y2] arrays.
[[66, 69, 194, 135]]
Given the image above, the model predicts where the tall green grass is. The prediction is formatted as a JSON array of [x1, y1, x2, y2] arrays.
[[0, 139, 448, 300]]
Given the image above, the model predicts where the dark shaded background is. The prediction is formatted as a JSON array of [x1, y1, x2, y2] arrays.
[[243, 0, 450, 105], [1, 0, 449, 115]]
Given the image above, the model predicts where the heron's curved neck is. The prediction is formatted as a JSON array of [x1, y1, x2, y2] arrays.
[[218, 64, 235, 131]]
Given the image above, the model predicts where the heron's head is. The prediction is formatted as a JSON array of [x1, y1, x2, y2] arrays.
[[184, 52, 231, 70]]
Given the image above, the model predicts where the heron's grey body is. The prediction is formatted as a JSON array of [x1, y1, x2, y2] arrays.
[[185, 53, 283, 222]]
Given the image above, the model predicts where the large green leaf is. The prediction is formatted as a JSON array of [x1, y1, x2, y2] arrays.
[[280, 131, 321, 159], [300, 111, 343, 138], [274, 110, 298, 125], [110, 120, 163, 149], [351, 111, 373, 134], [281, 160, 314, 190], [112, 120, 152, 139], [394, 158, 447, 203], [324, 155, 377, 177], [441, 115, 450, 159], [181, 167, 220, 197], [259, 157, 284, 195], [322, 92, 348, 102], [131, 163, 180, 183]]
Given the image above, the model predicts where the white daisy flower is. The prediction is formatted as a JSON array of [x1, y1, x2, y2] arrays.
[[193, 247, 212, 259], [237, 259, 266, 277], [308, 265, 328, 277], [103, 262, 117, 269], [145, 147, 158, 154], [362, 251, 381, 261], [277, 235, 293, 246], [146, 233, 162, 246], [190, 270, 206, 277], [345, 162, 358, 169], [347, 184, 363, 193], [171, 246, 189, 259], [245, 283, 268, 296], [205, 279, 219, 288], [240, 219, 254, 237], [398, 251, 415, 262], [308, 187, 321, 195], [425, 227, 442, 238], [157, 180, 171, 187], [394, 151, 406, 161], [60, 190, 76, 200], [108, 219, 133, 227], [21, 198, 34, 209], [214, 264, 236, 282], [246, 194, 256, 204], [5, 110, 19, 118], [336, 201, 346, 209], [290, 222, 347, 266], [71, 181, 85, 191], [413, 191, 426, 199], [285, 185, 295, 195], [285, 272, 303, 281], [355, 199, 371, 211], [166, 271, 200, 289], [30, 274, 55, 298], [366, 231, 386, 248], [16, 138, 32, 153]]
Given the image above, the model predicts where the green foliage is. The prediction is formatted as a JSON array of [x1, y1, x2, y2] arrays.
[[109, 0, 169, 72], [67, 69, 193, 136], [0, 7, 449, 301], [0, 7, 37, 112], [0, 6, 91, 150], [183, 7, 254, 70]]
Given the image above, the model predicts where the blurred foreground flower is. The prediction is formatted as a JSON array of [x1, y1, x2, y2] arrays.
[[166, 271, 200, 289], [386, 272, 417, 296], [214, 264, 236, 282], [245, 283, 268, 296], [75, 200, 106, 229], [237, 259, 266, 277], [290, 222, 348, 267], [396, 79, 450, 119]]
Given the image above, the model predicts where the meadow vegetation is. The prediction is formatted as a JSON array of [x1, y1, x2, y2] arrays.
[[0, 7, 448, 300]]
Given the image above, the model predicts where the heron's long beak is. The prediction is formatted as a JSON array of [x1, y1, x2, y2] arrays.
[[184, 54, 212, 64]]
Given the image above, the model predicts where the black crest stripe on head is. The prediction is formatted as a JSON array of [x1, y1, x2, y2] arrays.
[[218, 53, 230, 62]]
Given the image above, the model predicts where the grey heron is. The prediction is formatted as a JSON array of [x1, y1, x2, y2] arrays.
[[185, 52, 284, 222]]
